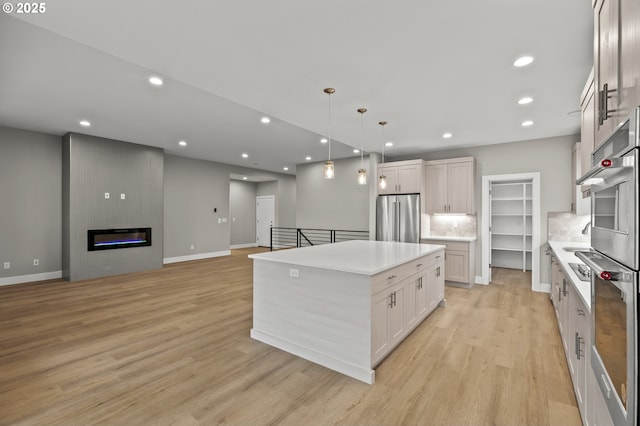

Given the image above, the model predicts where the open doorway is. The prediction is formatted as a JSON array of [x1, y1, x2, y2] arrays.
[[481, 172, 542, 291]]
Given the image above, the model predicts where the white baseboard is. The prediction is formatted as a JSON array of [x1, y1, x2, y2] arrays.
[[534, 282, 551, 293], [475, 275, 488, 285], [250, 328, 375, 384], [163, 250, 230, 264], [0, 270, 63, 286], [230, 243, 258, 249]]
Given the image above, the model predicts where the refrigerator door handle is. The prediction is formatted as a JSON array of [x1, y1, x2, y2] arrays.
[[396, 201, 401, 242]]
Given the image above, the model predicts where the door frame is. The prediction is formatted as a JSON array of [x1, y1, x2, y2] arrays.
[[481, 172, 542, 291], [256, 195, 275, 247]]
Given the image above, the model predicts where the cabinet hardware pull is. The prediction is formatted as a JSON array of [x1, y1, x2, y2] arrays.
[[392, 291, 397, 307], [558, 286, 562, 302], [602, 83, 617, 122], [416, 263, 423, 267], [598, 89, 605, 126], [577, 308, 585, 316], [562, 278, 568, 296], [389, 293, 394, 308], [388, 275, 397, 280]]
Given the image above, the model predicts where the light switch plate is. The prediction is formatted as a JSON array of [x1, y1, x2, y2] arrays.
[[289, 268, 299, 278], [104, 192, 110, 199], [120, 193, 125, 200]]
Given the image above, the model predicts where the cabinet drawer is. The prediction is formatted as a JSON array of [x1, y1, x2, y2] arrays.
[[372, 266, 410, 295]]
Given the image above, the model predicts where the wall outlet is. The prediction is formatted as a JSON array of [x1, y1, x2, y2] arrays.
[[217, 218, 222, 224], [104, 192, 110, 199], [190, 244, 195, 250], [289, 268, 299, 278], [221, 217, 227, 223], [33, 259, 39, 266], [3, 262, 9, 269], [120, 193, 125, 200]]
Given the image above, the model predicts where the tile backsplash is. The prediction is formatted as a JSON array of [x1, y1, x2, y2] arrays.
[[547, 212, 590, 242], [425, 214, 477, 238]]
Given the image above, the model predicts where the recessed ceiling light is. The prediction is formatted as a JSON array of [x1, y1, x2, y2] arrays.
[[305, 156, 312, 161], [320, 138, 328, 144], [148, 76, 163, 86], [242, 153, 249, 158], [521, 120, 534, 127], [178, 140, 187, 147], [79, 120, 91, 127], [242, 176, 248, 180], [385, 142, 394, 147], [283, 166, 289, 171], [518, 97, 534, 105], [261, 117, 271, 124], [353, 149, 360, 154], [514, 56, 534, 67], [442, 132, 453, 139]]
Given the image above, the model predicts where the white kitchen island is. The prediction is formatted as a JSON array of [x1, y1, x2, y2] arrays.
[[249, 240, 446, 384]]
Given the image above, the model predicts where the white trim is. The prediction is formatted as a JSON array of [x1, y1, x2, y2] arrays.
[[536, 282, 551, 293], [0, 270, 63, 286], [230, 243, 258, 249], [250, 328, 375, 384], [481, 172, 541, 291], [475, 275, 488, 285], [163, 250, 230, 264]]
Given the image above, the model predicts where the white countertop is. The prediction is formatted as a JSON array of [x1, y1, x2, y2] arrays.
[[421, 236, 477, 242], [249, 240, 446, 276], [548, 240, 591, 311]]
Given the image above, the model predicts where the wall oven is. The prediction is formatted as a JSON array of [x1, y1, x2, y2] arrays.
[[577, 105, 639, 426]]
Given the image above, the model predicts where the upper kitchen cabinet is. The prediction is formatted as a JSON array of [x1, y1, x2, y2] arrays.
[[593, 0, 640, 147], [425, 157, 475, 214], [580, 70, 595, 184], [377, 160, 425, 195], [594, 0, 620, 145]]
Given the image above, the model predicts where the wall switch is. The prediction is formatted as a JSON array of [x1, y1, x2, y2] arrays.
[[233, 217, 236, 222], [120, 193, 125, 200], [33, 259, 39, 266], [289, 268, 299, 278], [218, 218, 222, 224], [190, 244, 195, 250], [3, 262, 9, 269], [222, 217, 227, 223], [104, 192, 110, 199]]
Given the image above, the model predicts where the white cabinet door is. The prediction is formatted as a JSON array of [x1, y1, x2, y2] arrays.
[[426, 261, 444, 313], [445, 250, 468, 283], [388, 283, 406, 346], [372, 291, 391, 362], [398, 164, 420, 193], [595, 0, 621, 146], [425, 164, 447, 213], [447, 160, 474, 214], [404, 274, 418, 329], [378, 166, 399, 195]]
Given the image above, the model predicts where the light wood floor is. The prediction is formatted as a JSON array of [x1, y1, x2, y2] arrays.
[[0, 250, 581, 425]]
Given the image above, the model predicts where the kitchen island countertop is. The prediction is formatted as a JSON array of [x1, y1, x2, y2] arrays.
[[249, 240, 445, 276]]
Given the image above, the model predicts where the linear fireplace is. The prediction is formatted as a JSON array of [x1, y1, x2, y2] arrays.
[[88, 228, 152, 251]]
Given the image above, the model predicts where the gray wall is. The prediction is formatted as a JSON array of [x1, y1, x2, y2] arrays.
[[164, 155, 231, 258], [63, 133, 164, 281], [230, 180, 257, 246], [392, 134, 579, 284], [0, 126, 62, 279], [296, 156, 371, 231]]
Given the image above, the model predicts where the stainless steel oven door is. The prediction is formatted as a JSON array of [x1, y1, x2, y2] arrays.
[[576, 251, 637, 426], [589, 148, 638, 270]]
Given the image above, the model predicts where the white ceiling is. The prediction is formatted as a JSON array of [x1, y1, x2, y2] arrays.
[[0, 1, 593, 177]]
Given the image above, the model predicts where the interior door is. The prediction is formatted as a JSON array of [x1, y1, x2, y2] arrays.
[[256, 196, 275, 247]]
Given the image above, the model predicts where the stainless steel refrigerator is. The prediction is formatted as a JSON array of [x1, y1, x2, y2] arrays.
[[376, 194, 420, 243]]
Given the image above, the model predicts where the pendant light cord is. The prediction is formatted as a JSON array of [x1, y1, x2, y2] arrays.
[[328, 92, 332, 162], [360, 111, 364, 168]]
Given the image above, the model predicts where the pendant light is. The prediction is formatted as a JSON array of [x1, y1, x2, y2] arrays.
[[357, 108, 367, 185], [323, 88, 335, 179], [378, 121, 388, 189]]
